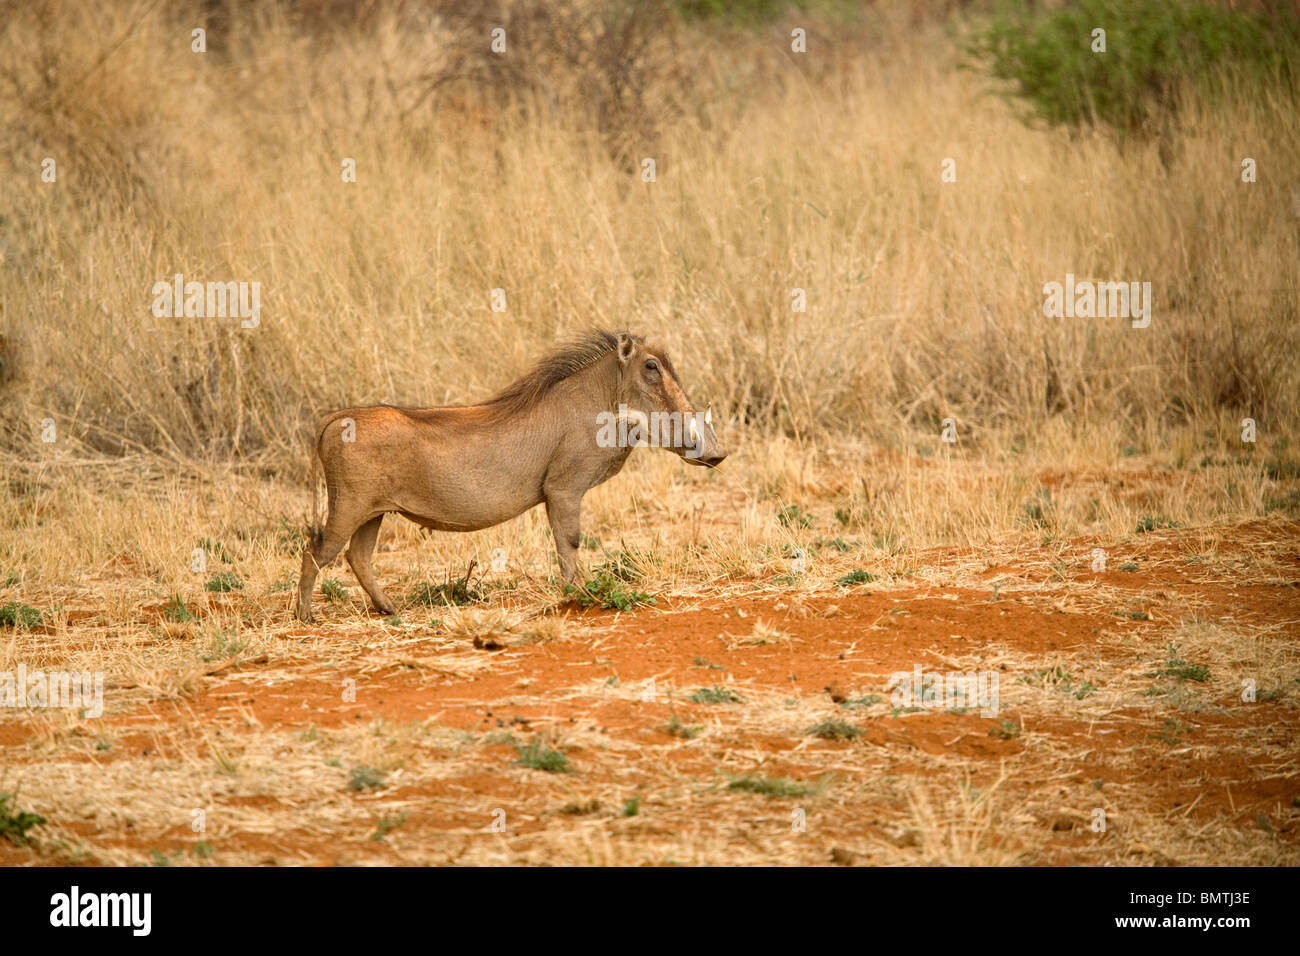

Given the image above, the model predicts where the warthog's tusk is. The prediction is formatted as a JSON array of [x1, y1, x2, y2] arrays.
[[705, 403, 712, 427], [689, 416, 699, 444]]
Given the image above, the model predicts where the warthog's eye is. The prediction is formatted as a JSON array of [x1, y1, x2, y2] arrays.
[[644, 359, 659, 373]]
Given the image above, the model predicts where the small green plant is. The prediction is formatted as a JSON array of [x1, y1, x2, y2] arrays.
[[564, 569, 655, 611], [1152, 718, 1188, 745], [872, 532, 902, 554], [0, 602, 42, 628], [689, 686, 745, 705], [819, 536, 856, 553], [1135, 515, 1181, 534], [192, 840, 216, 859], [163, 594, 196, 622], [1019, 488, 1055, 529], [890, 705, 925, 717], [267, 572, 295, 594], [197, 537, 235, 563], [1118, 561, 1140, 572], [274, 518, 304, 555], [1114, 608, 1150, 621], [0, 793, 46, 846], [728, 776, 813, 798], [835, 569, 876, 587], [320, 578, 348, 602], [839, 694, 881, 710], [371, 811, 408, 841], [347, 766, 388, 792], [989, 719, 1021, 740], [515, 738, 572, 773], [663, 715, 703, 739], [777, 504, 814, 529], [1151, 644, 1211, 682], [595, 551, 645, 583], [808, 717, 862, 740], [204, 572, 242, 593], [411, 562, 484, 607], [202, 632, 247, 662], [622, 795, 641, 817], [1021, 666, 1096, 699]]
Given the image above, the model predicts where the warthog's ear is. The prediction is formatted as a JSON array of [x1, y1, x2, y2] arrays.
[[616, 331, 636, 368]]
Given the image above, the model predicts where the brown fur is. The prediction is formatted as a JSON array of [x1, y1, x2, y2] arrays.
[[295, 329, 726, 621]]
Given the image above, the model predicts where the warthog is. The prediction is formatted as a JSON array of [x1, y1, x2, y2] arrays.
[[295, 329, 726, 621]]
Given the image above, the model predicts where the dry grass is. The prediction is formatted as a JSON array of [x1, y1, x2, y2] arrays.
[[1, 0, 1296, 464]]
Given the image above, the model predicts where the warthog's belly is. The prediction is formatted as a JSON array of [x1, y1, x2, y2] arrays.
[[394, 507, 534, 534]]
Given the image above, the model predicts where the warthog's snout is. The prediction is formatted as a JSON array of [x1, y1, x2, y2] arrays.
[[681, 402, 726, 468]]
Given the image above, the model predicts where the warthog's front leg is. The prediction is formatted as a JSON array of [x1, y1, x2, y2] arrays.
[[544, 490, 583, 587]]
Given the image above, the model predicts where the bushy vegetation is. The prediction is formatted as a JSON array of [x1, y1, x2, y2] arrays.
[[0, 0, 1295, 463], [969, 0, 1300, 135]]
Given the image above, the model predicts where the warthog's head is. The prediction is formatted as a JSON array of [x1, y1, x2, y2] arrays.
[[614, 332, 727, 467]]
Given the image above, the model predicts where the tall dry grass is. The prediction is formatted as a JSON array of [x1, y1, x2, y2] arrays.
[[0, 0, 1296, 472]]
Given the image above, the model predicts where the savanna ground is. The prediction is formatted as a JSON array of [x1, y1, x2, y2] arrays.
[[0, 0, 1298, 865]]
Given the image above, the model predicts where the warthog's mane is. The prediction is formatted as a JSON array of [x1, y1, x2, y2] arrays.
[[484, 328, 670, 416]]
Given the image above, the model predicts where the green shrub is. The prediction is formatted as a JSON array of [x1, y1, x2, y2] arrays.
[[968, 0, 1300, 136], [0, 602, 42, 628]]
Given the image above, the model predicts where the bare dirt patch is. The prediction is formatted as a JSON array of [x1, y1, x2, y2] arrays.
[[2, 518, 1296, 866]]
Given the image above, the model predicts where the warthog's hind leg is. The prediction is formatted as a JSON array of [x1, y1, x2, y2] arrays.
[[295, 518, 351, 622], [346, 515, 395, 616]]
